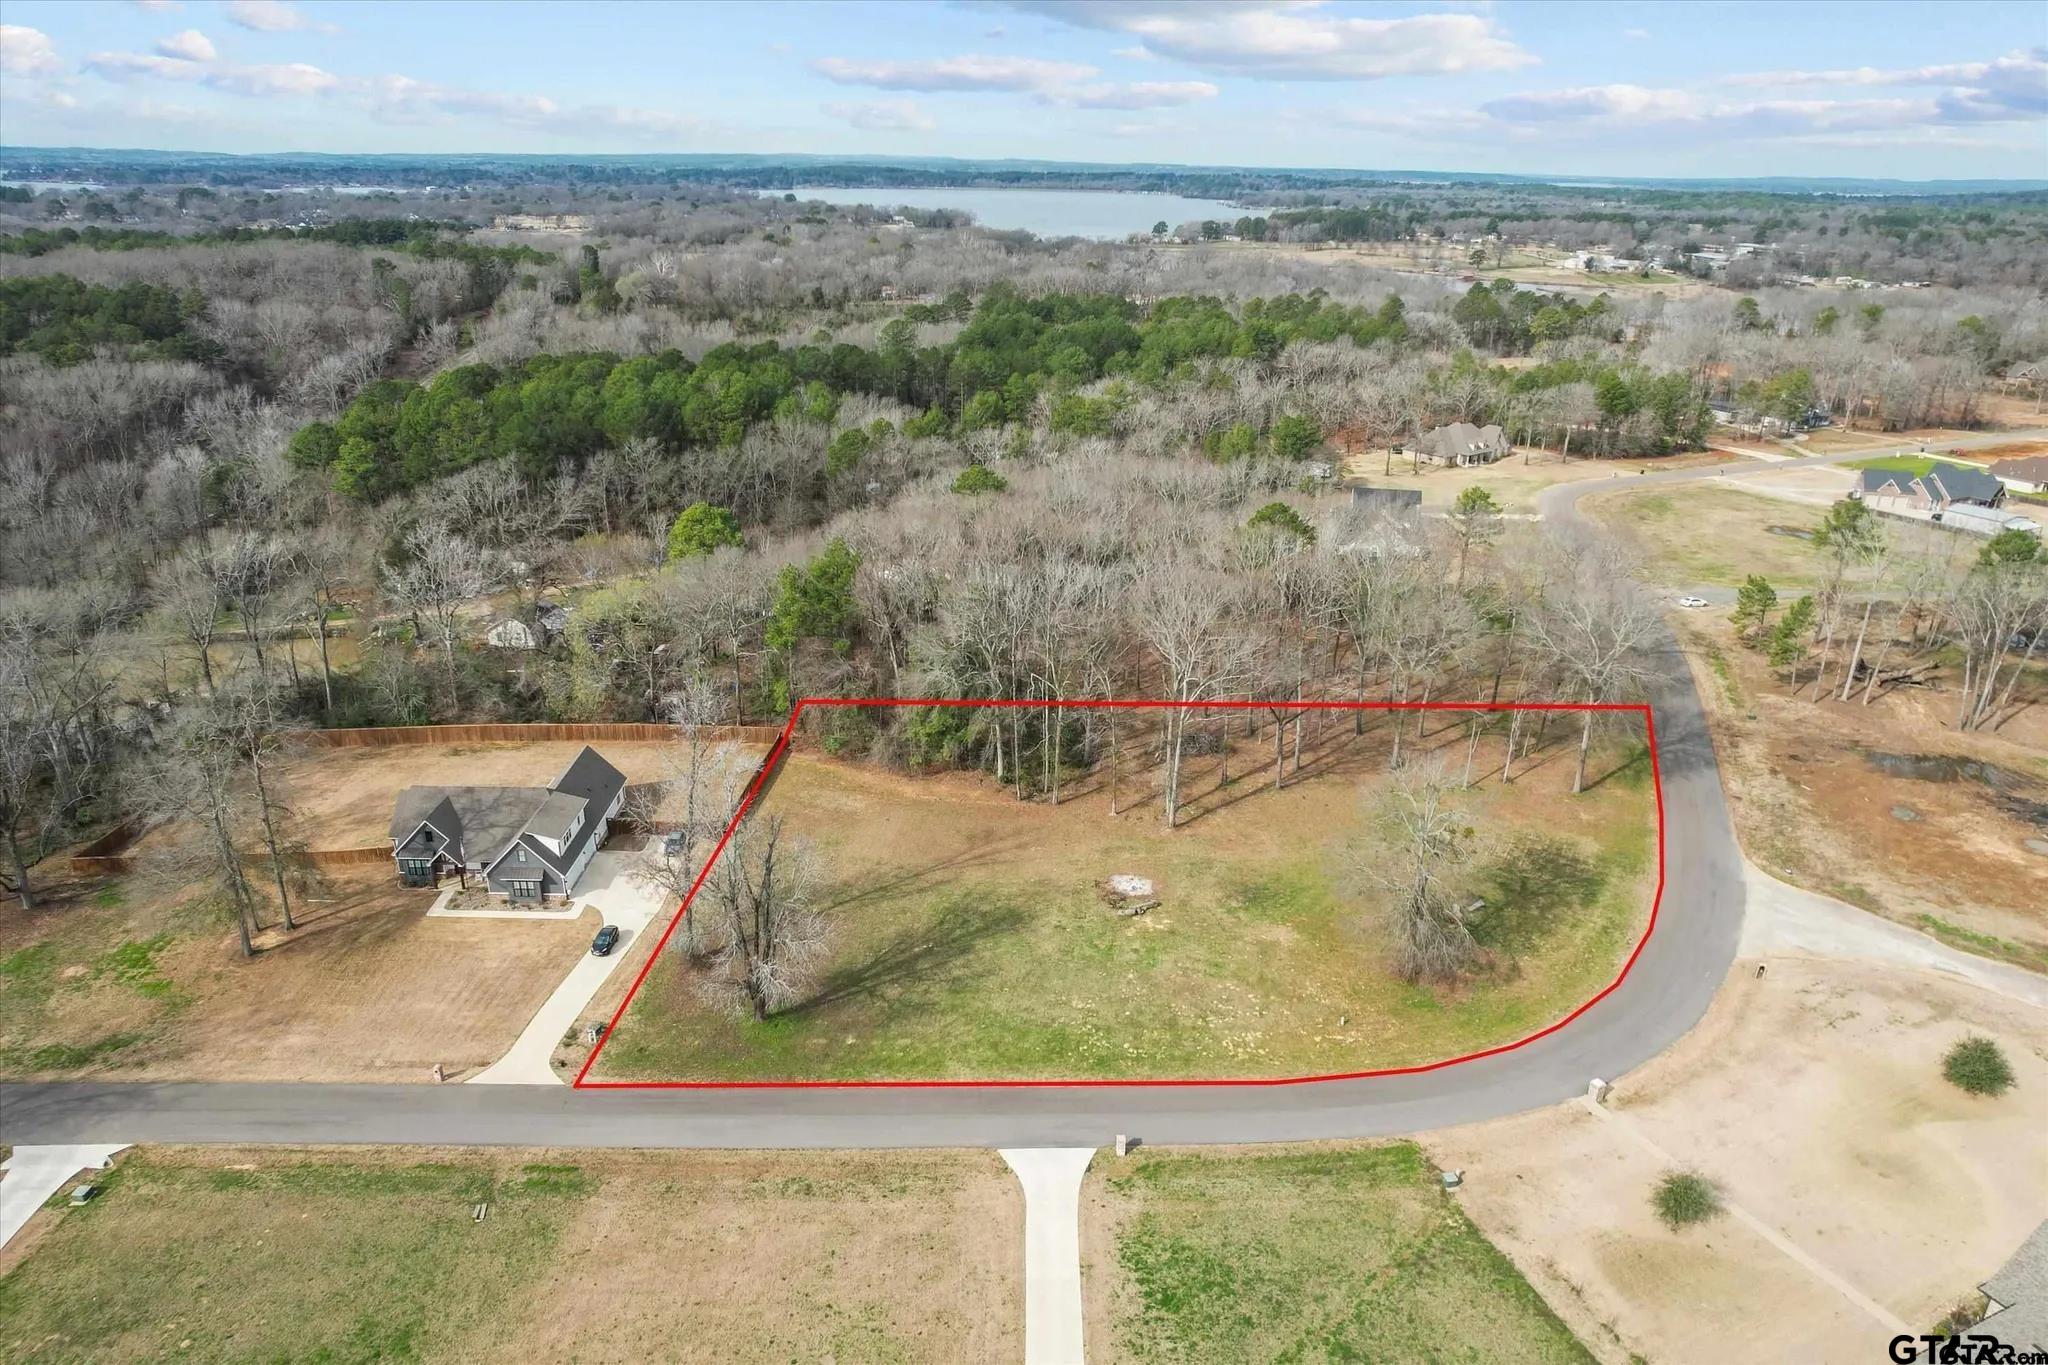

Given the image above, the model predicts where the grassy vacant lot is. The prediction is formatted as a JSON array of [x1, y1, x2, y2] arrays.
[[0, 1146, 1019, 1364], [1081, 1143, 1592, 1363], [592, 716, 1656, 1082], [0, 871, 589, 1081], [1339, 447, 1731, 511], [1591, 483, 1827, 589]]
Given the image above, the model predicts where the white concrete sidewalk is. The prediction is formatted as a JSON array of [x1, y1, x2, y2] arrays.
[[468, 852, 667, 1085], [1741, 863, 2048, 1010], [1001, 1148, 1096, 1365], [1, 1145, 126, 1250]]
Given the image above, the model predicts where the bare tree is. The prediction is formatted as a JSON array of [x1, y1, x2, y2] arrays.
[[1357, 755, 1481, 983], [383, 524, 497, 691], [698, 813, 829, 1021], [1133, 564, 1254, 826], [632, 678, 753, 956], [1527, 538, 1659, 793]]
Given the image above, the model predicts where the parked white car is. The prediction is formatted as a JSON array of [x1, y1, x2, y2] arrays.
[[1677, 595, 1709, 609]]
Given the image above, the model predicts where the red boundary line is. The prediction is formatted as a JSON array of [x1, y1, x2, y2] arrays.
[[572, 697, 1664, 1090]]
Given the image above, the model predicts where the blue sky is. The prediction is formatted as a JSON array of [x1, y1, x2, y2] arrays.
[[1, 1, 2044, 179]]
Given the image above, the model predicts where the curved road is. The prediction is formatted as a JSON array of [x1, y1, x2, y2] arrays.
[[22, 433, 2019, 1150]]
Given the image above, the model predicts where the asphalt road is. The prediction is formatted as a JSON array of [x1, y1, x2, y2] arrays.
[[8, 431, 2032, 1151]]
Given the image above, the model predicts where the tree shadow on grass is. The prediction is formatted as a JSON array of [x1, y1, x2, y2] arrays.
[[788, 898, 1031, 1017], [817, 831, 1035, 916], [1471, 836, 1606, 956]]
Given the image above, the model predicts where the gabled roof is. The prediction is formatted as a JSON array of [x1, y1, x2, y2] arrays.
[[1857, 468, 1912, 495], [1994, 455, 2048, 484], [482, 746, 627, 881], [388, 785, 548, 861], [1923, 462, 2004, 504]]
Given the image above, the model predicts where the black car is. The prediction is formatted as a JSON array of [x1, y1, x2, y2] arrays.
[[590, 925, 621, 956]]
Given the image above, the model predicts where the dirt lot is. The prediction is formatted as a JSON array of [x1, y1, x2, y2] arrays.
[[585, 710, 1658, 1082], [274, 738, 755, 848], [0, 869, 593, 1081], [1671, 611, 2048, 965], [1427, 957, 2048, 1363], [1080, 1142, 1591, 1363], [0, 1145, 1020, 1364], [1343, 447, 1736, 512], [1590, 483, 1832, 590]]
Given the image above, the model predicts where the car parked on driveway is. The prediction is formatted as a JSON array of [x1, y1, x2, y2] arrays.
[[591, 924, 620, 956], [1677, 595, 1709, 609]]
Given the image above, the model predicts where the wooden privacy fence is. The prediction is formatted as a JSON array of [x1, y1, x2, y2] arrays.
[[297, 722, 784, 748]]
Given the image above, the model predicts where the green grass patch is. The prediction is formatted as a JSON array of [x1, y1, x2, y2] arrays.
[[1097, 1144, 1593, 1364], [1943, 1036, 2017, 1096], [1846, 454, 1943, 476], [0, 880, 211, 1078], [600, 757, 1655, 1083], [1592, 484, 1825, 590], [1914, 914, 2048, 972], [0, 1153, 587, 1364], [1651, 1171, 1723, 1230]]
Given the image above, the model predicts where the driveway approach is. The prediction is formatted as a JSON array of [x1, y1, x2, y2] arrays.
[[24, 435, 2014, 1151]]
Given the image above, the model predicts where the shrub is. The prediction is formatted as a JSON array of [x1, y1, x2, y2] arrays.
[[1943, 1036, 2015, 1096], [1651, 1171, 1722, 1230], [952, 464, 1008, 495]]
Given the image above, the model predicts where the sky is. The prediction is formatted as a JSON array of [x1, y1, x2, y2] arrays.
[[0, 0, 2044, 180]]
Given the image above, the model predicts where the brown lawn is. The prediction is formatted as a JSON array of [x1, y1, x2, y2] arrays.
[[1427, 956, 2048, 1362]]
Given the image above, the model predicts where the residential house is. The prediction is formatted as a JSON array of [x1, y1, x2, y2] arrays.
[[388, 746, 627, 902], [1991, 454, 2048, 496], [1413, 423, 1511, 467], [1856, 461, 2006, 514]]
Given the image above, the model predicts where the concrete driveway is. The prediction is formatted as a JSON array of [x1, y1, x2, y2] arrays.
[[467, 849, 667, 1086]]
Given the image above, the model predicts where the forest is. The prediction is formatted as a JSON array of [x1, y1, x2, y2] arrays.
[[0, 168, 2043, 935]]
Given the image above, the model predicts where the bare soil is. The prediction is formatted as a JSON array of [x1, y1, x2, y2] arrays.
[[1672, 612, 2048, 964], [1342, 446, 1736, 512], [1427, 957, 2048, 1362], [274, 738, 757, 848], [1, 870, 595, 1081]]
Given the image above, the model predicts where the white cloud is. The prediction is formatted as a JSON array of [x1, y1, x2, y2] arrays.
[[825, 98, 937, 132], [85, 50, 203, 81], [1059, 79, 1217, 109], [225, 1, 338, 35], [813, 53, 1096, 93], [1483, 84, 1699, 123], [155, 29, 217, 62], [1722, 48, 2047, 119], [208, 61, 340, 97], [0, 24, 61, 75], [132, 1, 183, 11], [1624, 28, 1650, 41], [1001, 1, 1536, 80], [813, 51, 1214, 109]]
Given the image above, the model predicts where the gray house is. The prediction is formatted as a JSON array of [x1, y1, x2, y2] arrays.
[[389, 745, 627, 902], [1414, 422, 1510, 467], [1857, 462, 2006, 513]]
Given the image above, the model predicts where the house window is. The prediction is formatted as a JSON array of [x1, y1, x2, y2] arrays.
[[508, 879, 541, 900], [400, 858, 433, 877], [516, 846, 527, 862]]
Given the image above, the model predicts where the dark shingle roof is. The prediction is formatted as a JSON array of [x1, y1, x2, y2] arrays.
[[393, 746, 626, 882], [1924, 462, 2003, 504], [389, 785, 547, 862]]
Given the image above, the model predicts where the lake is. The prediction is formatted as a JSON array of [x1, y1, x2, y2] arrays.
[[776, 185, 1265, 240]]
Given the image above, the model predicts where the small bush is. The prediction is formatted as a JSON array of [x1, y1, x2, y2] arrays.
[[952, 463, 1008, 495], [1943, 1036, 2015, 1096], [1652, 1171, 1722, 1230]]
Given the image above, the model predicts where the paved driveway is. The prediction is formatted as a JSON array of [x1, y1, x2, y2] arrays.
[[467, 850, 667, 1086]]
